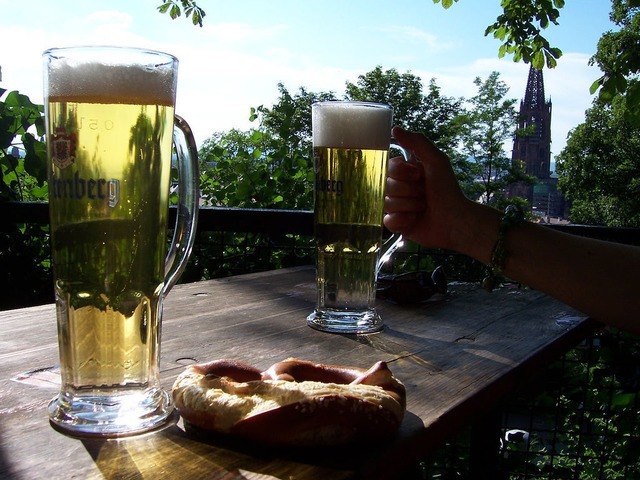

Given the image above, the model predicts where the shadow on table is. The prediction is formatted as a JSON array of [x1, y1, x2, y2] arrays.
[[0, 429, 18, 480], [79, 412, 423, 480]]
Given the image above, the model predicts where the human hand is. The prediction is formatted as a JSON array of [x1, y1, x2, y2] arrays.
[[384, 126, 472, 251]]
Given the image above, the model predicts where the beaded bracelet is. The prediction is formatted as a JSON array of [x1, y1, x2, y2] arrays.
[[482, 204, 526, 292]]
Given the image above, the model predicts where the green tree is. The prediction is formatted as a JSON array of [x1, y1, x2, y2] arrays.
[[344, 66, 463, 155], [588, 0, 640, 125], [198, 83, 336, 210], [0, 89, 52, 309], [196, 88, 326, 279], [259, 83, 336, 152], [199, 126, 302, 209], [556, 89, 640, 227], [0, 88, 47, 202], [456, 72, 532, 206]]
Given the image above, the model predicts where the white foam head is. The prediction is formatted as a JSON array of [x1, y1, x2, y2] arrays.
[[44, 47, 177, 105], [312, 102, 392, 150]]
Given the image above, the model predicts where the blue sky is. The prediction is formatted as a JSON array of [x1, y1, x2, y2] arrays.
[[1, 0, 615, 159]]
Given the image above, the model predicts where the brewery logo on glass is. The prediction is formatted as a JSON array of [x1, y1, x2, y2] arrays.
[[314, 149, 345, 197], [50, 126, 77, 169], [49, 125, 120, 207]]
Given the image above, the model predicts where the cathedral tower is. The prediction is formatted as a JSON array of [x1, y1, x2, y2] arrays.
[[513, 65, 552, 179], [508, 65, 565, 218]]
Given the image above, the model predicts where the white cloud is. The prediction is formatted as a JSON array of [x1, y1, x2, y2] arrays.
[[200, 22, 288, 44], [85, 10, 134, 32], [378, 25, 452, 51]]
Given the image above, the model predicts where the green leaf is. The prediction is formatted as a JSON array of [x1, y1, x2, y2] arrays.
[[249, 107, 259, 122], [532, 50, 545, 70], [433, 0, 457, 8], [23, 133, 47, 185], [494, 25, 508, 41], [612, 392, 636, 407], [29, 183, 49, 201], [589, 78, 603, 95], [250, 130, 263, 143]]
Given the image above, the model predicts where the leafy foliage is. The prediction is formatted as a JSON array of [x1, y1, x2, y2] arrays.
[[421, 329, 640, 478], [193, 86, 330, 280], [514, 330, 640, 479], [197, 69, 487, 213], [0, 88, 47, 202], [259, 83, 336, 150], [589, 0, 640, 125], [556, 90, 640, 227], [157, 0, 205, 26], [485, 0, 564, 69], [434, 0, 564, 69], [0, 89, 52, 309]]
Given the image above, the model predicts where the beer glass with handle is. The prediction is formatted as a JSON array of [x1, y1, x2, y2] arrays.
[[307, 101, 406, 334], [44, 46, 199, 437]]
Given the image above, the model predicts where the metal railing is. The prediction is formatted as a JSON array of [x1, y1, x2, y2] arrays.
[[5, 202, 640, 243], [3, 201, 640, 309]]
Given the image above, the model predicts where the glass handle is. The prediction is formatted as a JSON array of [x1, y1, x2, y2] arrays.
[[163, 114, 199, 295], [376, 139, 414, 277]]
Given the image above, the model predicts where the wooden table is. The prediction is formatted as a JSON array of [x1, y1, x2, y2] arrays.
[[0, 266, 598, 479]]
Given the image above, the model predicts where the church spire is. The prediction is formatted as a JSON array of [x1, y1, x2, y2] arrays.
[[524, 65, 546, 110], [511, 65, 552, 179]]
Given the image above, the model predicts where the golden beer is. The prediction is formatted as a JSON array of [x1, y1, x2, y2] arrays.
[[314, 147, 388, 312], [44, 47, 197, 436], [48, 100, 173, 389], [308, 102, 394, 334]]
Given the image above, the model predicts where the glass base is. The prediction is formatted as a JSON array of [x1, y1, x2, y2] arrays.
[[307, 308, 383, 334], [48, 386, 173, 438]]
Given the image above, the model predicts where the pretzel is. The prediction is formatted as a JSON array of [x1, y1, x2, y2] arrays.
[[172, 358, 406, 447]]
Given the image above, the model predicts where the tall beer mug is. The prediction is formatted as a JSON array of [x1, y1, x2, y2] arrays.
[[44, 46, 199, 437], [307, 101, 406, 334]]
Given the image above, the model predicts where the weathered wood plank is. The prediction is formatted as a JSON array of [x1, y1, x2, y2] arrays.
[[0, 266, 597, 479]]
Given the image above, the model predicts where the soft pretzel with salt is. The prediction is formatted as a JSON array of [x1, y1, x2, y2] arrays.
[[172, 358, 406, 447]]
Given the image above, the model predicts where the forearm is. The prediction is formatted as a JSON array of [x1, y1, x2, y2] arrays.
[[505, 222, 639, 331], [452, 203, 640, 333]]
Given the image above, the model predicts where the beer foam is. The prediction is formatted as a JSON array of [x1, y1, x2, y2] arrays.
[[46, 49, 176, 106], [312, 102, 392, 150]]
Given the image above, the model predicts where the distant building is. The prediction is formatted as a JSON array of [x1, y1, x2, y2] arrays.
[[507, 65, 567, 220]]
